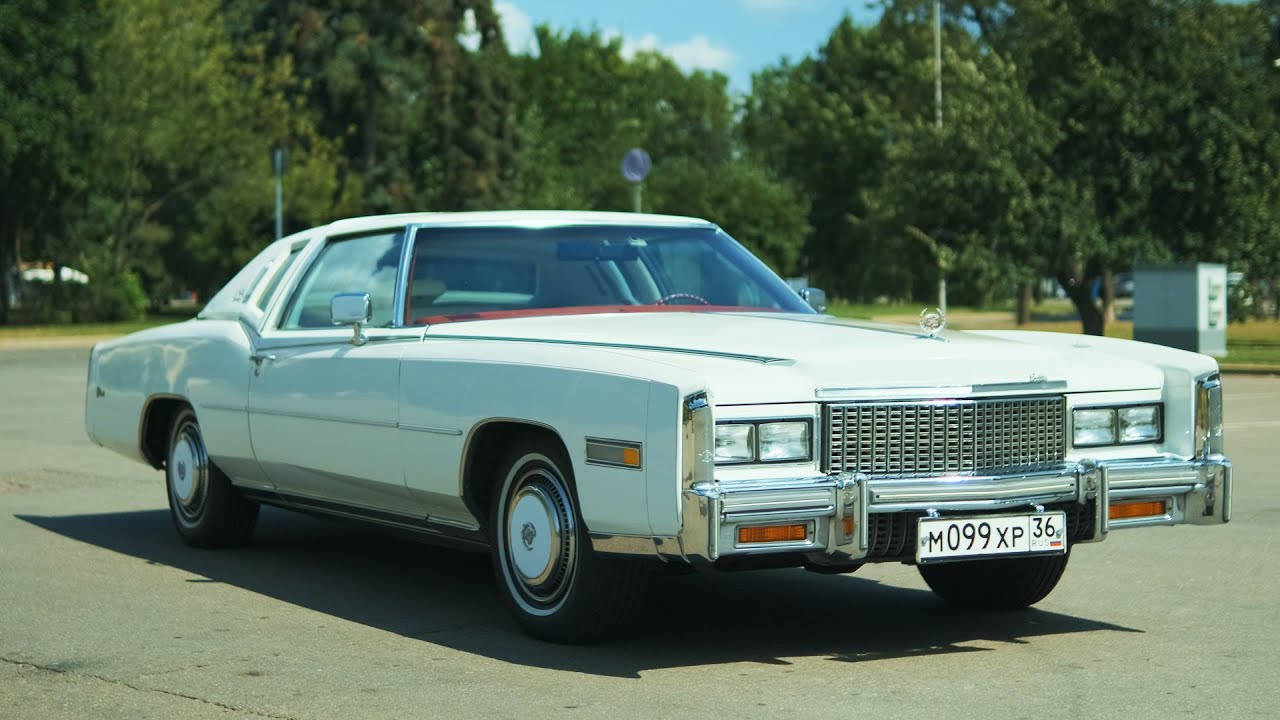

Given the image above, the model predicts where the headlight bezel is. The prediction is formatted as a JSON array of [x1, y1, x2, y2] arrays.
[[714, 419, 813, 465], [1072, 403, 1163, 448]]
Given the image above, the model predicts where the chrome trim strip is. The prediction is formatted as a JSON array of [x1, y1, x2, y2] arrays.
[[428, 515, 481, 531], [427, 334, 791, 365], [398, 423, 464, 436], [722, 506, 834, 523], [589, 533, 665, 558], [249, 407, 398, 428], [584, 437, 643, 470], [201, 402, 247, 413], [816, 380, 1069, 401], [1109, 485, 1195, 499], [240, 489, 486, 544]]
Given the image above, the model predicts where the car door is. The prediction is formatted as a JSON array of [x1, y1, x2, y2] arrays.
[[247, 227, 424, 516]]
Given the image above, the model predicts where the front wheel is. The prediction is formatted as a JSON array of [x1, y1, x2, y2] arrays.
[[489, 438, 646, 643], [918, 552, 1070, 610], [165, 407, 258, 548]]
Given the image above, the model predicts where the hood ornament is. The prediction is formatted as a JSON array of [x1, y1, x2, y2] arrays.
[[918, 307, 946, 338]]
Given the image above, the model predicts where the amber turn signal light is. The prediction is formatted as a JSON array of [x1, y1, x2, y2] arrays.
[[842, 516, 855, 537], [738, 523, 808, 544], [621, 447, 641, 467], [1109, 499, 1167, 520]]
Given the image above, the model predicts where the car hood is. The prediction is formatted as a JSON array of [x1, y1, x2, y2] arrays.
[[423, 311, 1162, 405]]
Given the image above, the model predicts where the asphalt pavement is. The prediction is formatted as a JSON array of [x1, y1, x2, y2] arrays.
[[0, 343, 1276, 719]]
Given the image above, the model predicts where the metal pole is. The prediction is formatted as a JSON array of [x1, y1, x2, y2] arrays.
[[934, 1, 942, 129], [934, 1, 946, 314], [273, 148, 284, 241], [632, 183, 643, 213]]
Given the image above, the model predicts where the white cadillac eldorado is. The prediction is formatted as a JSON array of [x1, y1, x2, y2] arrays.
[[85, 211, 1231, 643]]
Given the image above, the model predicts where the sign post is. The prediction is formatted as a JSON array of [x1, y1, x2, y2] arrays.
[[272, 148, 286, 240]]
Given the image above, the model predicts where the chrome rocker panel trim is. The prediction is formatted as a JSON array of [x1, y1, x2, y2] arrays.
[[590, 454, 1232, 564]]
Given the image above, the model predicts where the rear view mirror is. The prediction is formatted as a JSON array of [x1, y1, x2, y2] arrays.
[[331, 292, 372, 345], [557, 240, 640, 261]]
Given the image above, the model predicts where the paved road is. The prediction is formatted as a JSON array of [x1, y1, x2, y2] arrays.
[[1, 344, 1276, 719]]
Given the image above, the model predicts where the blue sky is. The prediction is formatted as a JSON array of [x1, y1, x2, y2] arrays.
[[489, 1, 884, 93]]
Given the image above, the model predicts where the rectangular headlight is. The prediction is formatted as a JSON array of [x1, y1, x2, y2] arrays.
[[1118, 405, 1161, 444], [758, 421, 811, 462], [1073, 408, 1116, 447], [714, 424, 755, 463]]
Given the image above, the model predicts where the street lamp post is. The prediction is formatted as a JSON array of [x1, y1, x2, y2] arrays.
[[933, 1, 947, 314]]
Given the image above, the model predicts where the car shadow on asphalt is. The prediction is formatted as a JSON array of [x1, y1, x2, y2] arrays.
[[18, 507, 1141, 679]]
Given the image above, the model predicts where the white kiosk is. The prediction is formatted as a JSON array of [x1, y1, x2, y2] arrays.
[[1132, 263, 1227, 357]]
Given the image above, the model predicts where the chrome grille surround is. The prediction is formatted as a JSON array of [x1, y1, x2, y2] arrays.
[[826, 397, 1066, 477]]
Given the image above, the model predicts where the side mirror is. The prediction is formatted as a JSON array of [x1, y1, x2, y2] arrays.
[[798, 287, 828, 313], [331, 292, 372, 346]]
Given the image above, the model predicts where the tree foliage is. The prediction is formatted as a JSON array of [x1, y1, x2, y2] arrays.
[[0, 0, 1275, 329]]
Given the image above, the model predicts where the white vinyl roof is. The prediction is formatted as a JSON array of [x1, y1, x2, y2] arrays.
[[305, 210, 715, 240]]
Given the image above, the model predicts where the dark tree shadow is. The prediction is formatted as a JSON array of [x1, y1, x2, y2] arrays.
[[18, 508, 1141, 679]]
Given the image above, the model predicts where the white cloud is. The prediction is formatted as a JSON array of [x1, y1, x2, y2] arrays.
[[496, 2, 540, 56], [666, 35, 734, 73], [457, 3, 541, 56], [603, 29, 734, 74], [457, 8, 481, 52]]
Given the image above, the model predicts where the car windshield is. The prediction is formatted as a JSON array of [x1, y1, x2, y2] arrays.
[[404, 224, 813, 325]]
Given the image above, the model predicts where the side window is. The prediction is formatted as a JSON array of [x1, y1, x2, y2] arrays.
[[280, 230, 404, 329], [254, 245, 305, 311]]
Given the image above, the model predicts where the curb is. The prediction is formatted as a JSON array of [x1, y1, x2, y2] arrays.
[[1219, 365, 1280, 376]]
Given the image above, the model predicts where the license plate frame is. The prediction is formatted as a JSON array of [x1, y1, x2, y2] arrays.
[[916, 511, 1068, 564]]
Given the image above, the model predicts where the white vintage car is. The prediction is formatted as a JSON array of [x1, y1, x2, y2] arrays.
[[85, 211, 1231, 643]]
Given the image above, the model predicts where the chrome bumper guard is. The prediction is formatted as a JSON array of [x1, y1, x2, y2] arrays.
[[629, 454, 1231, 565]]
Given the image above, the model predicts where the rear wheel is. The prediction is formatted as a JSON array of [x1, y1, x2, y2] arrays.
[[489, 438, 646, 643], [918, 552, 1070, 610], [165, 407, 258, 548]]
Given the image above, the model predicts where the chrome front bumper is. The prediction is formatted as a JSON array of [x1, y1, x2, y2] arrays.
[[594, 454, 1231, 565]]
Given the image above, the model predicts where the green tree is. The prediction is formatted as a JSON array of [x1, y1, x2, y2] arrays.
[[0, 0, 100, 323], [511, 27, 808, 274], [742, 17, 927, 299], [73, 0, 356, 311]]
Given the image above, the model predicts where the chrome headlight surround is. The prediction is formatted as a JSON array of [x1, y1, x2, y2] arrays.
[[1196, 373, 1224, 458], [714, 419, 812, 464], [1072, 404, 1162, 447]]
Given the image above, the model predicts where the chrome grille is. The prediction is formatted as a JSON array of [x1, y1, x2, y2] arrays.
[[826, 397, 1066, 477]]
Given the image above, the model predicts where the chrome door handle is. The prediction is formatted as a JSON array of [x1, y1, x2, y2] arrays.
[[250, 354, 276, 375]]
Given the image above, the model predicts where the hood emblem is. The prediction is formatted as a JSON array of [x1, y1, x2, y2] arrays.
[[918, 307, 946, 338]]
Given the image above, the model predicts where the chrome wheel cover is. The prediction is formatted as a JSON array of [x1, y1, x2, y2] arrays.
[[168, 420, 210, 526], [500, 458, 577, 615]]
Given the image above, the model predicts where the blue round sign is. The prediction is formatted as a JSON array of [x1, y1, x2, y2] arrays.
[[621, 148, 651, 183]]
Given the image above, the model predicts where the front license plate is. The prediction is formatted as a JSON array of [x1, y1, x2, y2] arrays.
[[916, 512, 1067, 563]]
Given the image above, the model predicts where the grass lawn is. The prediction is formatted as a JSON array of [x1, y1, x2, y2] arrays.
[[0, 315, 189, 340], [832, 301, 1280, 368]]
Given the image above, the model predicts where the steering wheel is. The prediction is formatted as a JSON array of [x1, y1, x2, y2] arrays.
[[656, 293, 711, 306]]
